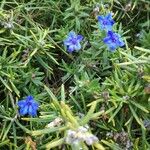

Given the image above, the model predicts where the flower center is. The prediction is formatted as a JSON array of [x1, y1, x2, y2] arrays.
[[111, 37, 116, 43], [71, 38, 77, 45], [103, 20, 107, 25], [27, 101, 32, 106]]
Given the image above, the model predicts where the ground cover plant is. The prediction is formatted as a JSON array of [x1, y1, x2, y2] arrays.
[[0, 0, 150, 149]]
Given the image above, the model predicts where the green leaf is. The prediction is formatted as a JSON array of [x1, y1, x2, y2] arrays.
[[0, 77, 12, 92], [31, 126, 68, 136], [108, 102, 123, 123], [80, 101, 97, 125], [130, 101, 149, 113], [61, 84, 65, 102], [129, 105, 145, 129], [44, 85, 57, 101], [41, 138, 64, 149]]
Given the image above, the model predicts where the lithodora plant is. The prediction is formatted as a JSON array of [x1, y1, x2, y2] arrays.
[[15, 85, 105, 150]]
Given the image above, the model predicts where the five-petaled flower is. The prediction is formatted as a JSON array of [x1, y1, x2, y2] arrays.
[[103, 31, 125, 51], [97, 13, 115, 31], [17, 95, 39, 117], [64, 31, 83, 53]]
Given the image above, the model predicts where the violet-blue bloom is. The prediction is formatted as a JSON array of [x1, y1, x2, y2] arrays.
[[17, 95, 39, 117], [64, 31, 83, 53], [103, 31, 125, 51], [97, 13, 115, 31]]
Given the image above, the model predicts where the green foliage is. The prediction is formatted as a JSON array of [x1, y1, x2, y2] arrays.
[[0, 0, 150, 150]]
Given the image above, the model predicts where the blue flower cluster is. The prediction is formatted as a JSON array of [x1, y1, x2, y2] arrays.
[[17, 13, 125, 117], [64, 31, 83, 53], [64, 13, 125, 53], [97, 13, 115, 31], [18, 95, 39, 117], [64, 13, 124, 53], [103, 31, 125, 51], [98, 13, 125, 51]]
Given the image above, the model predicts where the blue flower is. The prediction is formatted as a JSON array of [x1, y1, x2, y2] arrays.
[[103, 31, 125, 51], [64, 31, 83, 53], [17, 96, 39, 117], [97, 13, 115, 31]]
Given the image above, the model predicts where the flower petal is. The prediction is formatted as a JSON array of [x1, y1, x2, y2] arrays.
[[97, 16, 104, 22], [106, 13, 114, 25], [28, 105, 37, 117], [17, 100, 26, 107], [64, 39, 71, 46], [26, 95, 34, 101], [67, 45, 75, 53], [32, 101, 39, 109], [103, 37, 110, 44], [119, 39, 125, 47], [74, 42, 81, 51], [68, 31, 76, 38], [107, 31, 114, 37], [106, 13, 112, 19], [77, 35, 83, 41], [19, 105, 28, 115]]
